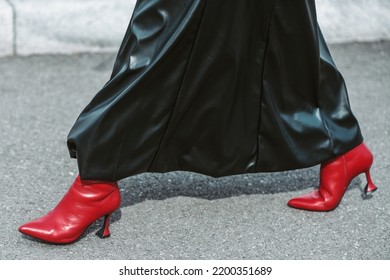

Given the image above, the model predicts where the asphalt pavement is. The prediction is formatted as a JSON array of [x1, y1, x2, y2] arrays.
[[0, 41, 389, 260]]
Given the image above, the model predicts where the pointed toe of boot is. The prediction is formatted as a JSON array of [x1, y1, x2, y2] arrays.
[[287, 191, 330, 211], [19, 222, 35, 236], [287, 195, 312, 210], [287, 197, 305, 209], [18, 219, 53, 242]]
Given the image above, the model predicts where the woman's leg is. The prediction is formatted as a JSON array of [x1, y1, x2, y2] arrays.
[[288, 143, 377, 211], [18, 0, 207, 244], [18, 176, 120, 244], [257, 0, 377, 211]]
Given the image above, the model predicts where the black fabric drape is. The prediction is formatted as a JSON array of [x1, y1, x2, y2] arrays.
[[67, 0, 362, 181]]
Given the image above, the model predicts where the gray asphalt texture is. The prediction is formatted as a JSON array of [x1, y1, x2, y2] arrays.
[[0, 42, 389, 260]]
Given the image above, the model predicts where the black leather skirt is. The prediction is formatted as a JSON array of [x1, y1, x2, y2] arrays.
[[67, 0, 363, 181]]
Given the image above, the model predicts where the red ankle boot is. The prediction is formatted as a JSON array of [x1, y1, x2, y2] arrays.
[[287, 143, 377, 211], [19, 175, 121, 244]]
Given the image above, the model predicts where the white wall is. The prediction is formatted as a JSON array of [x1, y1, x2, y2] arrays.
[[1, 0, 389, 57], [0, 0, 14, 57], [317, 0, 390, 43]]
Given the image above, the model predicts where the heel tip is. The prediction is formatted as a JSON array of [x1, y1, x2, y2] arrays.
[[362, 187, 378, 200], [96, 230, 111, 239]]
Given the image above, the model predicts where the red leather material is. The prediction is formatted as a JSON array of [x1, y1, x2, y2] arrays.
[[287, 143, 376, 211], [19, 176, 120, 244]]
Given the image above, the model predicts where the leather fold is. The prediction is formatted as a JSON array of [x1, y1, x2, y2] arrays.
[[67, 0, 362, 181]]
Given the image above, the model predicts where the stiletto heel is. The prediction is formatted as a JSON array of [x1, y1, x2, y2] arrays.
[[96, 214, 112, 239], [362, 170, 378, 199]]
